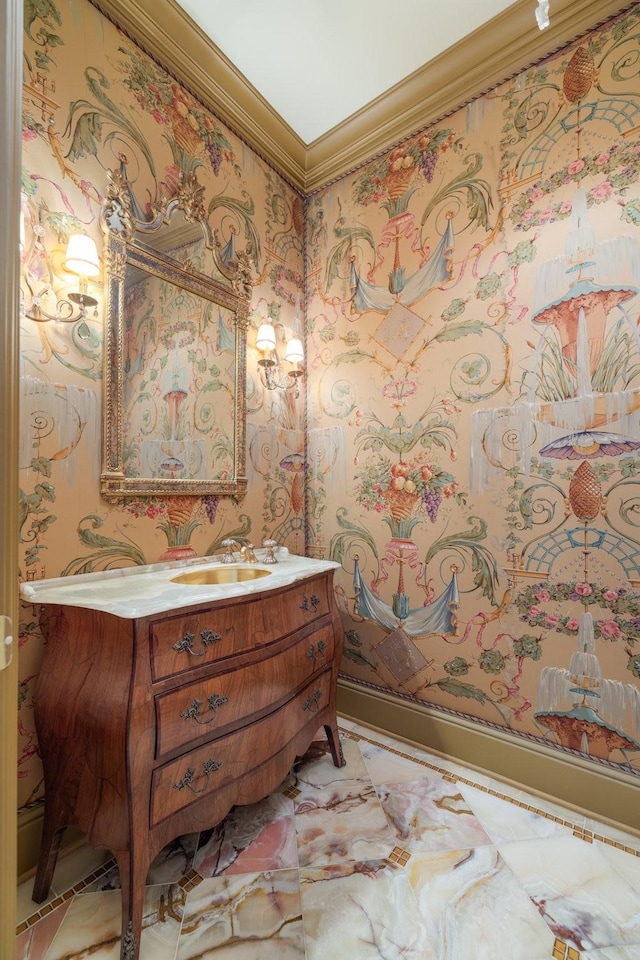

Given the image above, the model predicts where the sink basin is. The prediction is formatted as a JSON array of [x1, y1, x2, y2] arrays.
[[171, 566, 272, 585]]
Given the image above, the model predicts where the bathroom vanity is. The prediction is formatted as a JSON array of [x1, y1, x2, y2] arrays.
[[21, 550, 345, 960]]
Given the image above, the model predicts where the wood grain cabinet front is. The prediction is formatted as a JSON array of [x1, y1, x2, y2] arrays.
[[30, 568, 344, 960]]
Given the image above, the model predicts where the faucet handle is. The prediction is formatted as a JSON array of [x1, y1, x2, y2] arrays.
[[262, 539, 279, 564], [221, 538, 237, 563]]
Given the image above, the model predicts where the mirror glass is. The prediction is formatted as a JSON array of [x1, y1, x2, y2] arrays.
[[100, 169, 250, 500]]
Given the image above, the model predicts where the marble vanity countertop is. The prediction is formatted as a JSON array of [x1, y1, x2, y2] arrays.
[[19, 548, 340, 619]]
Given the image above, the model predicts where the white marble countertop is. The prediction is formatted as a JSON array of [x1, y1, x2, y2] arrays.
[[19, 548, 340, 619]]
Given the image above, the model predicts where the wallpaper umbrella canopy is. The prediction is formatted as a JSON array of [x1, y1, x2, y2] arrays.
[[535, 704, 640, 759], [535, 612, 640, 760], [539, 430, 640, 459], [531, 278, 636, 376]]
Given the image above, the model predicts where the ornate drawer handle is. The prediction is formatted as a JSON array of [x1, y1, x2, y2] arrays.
[[307, 640, 327, 662], [302, 689, 322, 712], [173, 757, 223, 794], [180, 693, 229, 725], [172, 628, 222, 657], [300, 594, 320, 612]]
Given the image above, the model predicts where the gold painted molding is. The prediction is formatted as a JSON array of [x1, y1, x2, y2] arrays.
[[17, 677, 640, 880], [337, 679, 640, 834], [89, 0, 307, 188], [305, 0, 633, 191], [1, 0, 21, 938], [90, 0, 630, 192]]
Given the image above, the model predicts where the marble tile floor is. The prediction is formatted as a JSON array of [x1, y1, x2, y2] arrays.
[[16, 719, 640, 960]]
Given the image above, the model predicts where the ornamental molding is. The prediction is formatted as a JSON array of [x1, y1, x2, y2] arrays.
[[89, 0, 631, 193]]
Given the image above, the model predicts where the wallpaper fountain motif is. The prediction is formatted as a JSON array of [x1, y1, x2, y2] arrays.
[[17, 0, 640, 817], [303, 12, 640, 773]]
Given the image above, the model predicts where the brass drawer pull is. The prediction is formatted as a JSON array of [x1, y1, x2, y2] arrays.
[[300, 594, 320, 612], [174, 758, 223, 794], [302, 688, 322, 712], [172, 628, 222, 657], [180, 693, 229, 725]]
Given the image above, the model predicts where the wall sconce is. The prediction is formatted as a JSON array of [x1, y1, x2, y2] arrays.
[[64, 233, 100, 315], [256, 318, 304, 398], [22, 228, 101, 323]]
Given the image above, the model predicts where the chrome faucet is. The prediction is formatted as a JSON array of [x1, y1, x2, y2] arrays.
[[220, 538, 237, 563], [240, 543, 258, 563]]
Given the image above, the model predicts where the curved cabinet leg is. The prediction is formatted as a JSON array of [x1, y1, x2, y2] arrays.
[[324, 719, 345, 767], [115, 849, 147, 960], [32, 821, 65, 903]]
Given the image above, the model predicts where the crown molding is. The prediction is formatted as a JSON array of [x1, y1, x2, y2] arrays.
[[91, 0, 631, 194], [90, 0, 308, 188], [305, 0, 632, 191]]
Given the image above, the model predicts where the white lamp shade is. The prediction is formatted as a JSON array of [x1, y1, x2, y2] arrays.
[[285, 337, 304, 364], [64, 233, 100, 278], [256, 322, 277, 352]]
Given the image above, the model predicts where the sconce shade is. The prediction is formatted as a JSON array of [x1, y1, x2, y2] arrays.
[[256, 322, 277, 352], [64, 233, 100, 278], [256, 320, 304, 398], [285, 337, 304, 364]]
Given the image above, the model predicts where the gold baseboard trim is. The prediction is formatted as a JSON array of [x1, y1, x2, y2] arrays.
[[18, 687, 640, 883], [17, 806, 84, 882], [337, 678, 640, 835]]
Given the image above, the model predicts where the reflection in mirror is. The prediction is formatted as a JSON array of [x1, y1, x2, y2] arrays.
[[122, 264, 236, 482], [100, 167, 251, 501], [135, 208, 205, 269]]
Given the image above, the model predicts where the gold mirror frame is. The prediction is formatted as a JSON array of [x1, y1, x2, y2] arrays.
[[100, 167, 252, 501]]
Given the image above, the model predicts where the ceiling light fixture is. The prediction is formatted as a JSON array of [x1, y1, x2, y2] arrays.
[[535, 0, 550, 30]]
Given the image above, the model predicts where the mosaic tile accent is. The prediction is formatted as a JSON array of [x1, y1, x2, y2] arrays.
[[387, 846, 412, 866], [552, 940, 581, 959], [16, 723, 640, 960]]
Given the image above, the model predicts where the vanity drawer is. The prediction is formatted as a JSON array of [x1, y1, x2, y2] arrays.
[[155, 624, 335, 758], [150, 601, 264, 681], [151, 670, 333, 825], [149, 575, 332, 680]]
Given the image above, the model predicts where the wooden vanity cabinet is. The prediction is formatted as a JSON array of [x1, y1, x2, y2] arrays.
[[31, 569, 345, 960]]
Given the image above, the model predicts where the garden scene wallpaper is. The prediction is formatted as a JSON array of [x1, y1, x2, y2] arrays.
[[18, 0, 640, 816]]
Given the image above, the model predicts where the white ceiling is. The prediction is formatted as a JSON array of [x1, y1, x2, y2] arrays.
[[174, 0, 521, 144]]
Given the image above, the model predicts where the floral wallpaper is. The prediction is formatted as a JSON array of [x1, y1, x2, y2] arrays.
[[19, 0, 305, 809], [305, 8, 640, 775], [17, 0, 640, 816]]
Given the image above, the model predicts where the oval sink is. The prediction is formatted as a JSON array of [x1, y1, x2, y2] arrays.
[[171, 566, 272, 585]]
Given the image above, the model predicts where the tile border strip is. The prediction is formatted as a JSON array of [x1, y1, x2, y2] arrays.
[[17, 723, 640, 937]]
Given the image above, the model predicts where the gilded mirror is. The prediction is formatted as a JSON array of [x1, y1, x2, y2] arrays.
[[100, 168, 251, 500]]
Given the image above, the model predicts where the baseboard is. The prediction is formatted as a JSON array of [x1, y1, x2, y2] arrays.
[[17, 804, 84, 882], [18, 681, 639, 878], [337, 678, 640, 835]]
